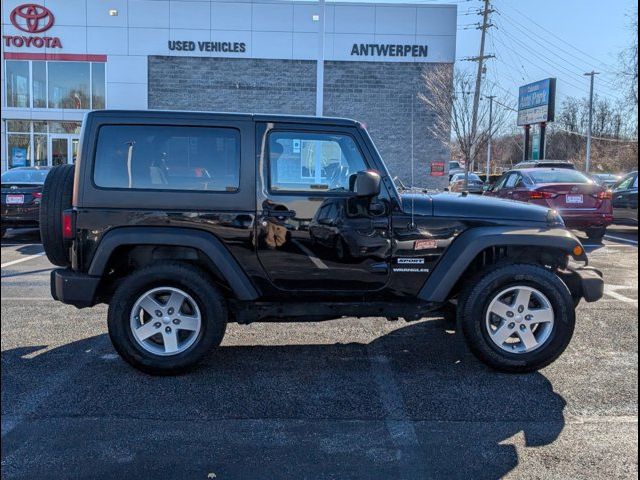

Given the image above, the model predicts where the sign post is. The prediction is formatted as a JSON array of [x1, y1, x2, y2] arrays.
[[517, 78, 556, 161]]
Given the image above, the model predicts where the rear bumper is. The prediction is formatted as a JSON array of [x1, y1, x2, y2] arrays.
[[51, 268, 101, 308], [571, 266, 604, 303], [559, 212, 614, 229]]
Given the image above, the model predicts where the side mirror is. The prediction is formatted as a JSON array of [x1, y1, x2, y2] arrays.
[[444, 187, 450, 192], [353, 170, 381, 198]]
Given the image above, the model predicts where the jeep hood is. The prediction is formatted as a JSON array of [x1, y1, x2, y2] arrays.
[[400, 192, 551, 223]]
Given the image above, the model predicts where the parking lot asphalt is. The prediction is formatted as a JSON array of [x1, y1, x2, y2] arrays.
[[1, 226, 637, 480]]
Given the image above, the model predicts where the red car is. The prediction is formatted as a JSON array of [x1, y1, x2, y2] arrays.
[[485, 168, 613, 240]]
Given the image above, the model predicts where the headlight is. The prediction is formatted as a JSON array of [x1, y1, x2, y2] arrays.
[[547, 209, 565, 227]]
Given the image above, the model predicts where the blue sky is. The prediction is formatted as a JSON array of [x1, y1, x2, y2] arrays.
[[445, 0, 636, 107]]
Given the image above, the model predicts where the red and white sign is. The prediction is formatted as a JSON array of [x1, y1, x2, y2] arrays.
[[3, 4, 62, 49]]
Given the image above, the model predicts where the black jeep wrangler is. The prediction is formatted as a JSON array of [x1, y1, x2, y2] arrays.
[[42, 110, 604, 375]]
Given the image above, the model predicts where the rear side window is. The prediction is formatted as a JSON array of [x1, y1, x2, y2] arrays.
[[94, 125, 240, 192]]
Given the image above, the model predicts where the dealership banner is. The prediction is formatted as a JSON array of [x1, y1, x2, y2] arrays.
[[517, 78, 556, 126]]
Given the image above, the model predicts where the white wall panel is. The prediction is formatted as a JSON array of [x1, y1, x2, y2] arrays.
[[129, 0, 170, 29], [170, 1, 210, 30], [107, 82, 148, 109], [211, 2, 252, 31], [86, 0, 128, 28], [87, 27, 128, 55]]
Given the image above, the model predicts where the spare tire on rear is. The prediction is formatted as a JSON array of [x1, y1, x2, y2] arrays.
[[40, 164, 75, 267]]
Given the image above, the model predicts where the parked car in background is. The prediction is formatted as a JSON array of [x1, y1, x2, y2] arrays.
[[449, 160, 465, 178], [448, 172, 485, 194], [514, 160, 576, 170], [612, 171, 638, 225], [592, 173, 623, 189], [485, 168, 613, 240], [1, 166, 52, 237]]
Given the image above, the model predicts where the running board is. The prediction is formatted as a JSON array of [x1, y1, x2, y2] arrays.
[[230, 300, 441, 324]]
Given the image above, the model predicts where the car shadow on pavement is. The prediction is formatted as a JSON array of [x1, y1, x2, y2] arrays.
[[1, 320, 566, 480]]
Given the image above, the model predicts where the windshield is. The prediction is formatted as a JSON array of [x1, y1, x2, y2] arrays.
[[1, 169, 50, 184], [450, 162, 461, 169], [528, 170, 594, 185]]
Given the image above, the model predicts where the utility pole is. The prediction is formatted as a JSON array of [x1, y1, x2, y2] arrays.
[[466, 0, 493, 189], [584, 71, 599, 173], [486, 95, 496, 181]]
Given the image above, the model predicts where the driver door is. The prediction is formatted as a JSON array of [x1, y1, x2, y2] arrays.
[[255, 123, 392, 292]]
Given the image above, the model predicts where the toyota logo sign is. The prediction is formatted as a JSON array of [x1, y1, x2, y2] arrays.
[[10, 4, 55, 34]]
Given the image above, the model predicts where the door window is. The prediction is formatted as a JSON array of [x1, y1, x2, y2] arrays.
[[268, 132, 367, 193]]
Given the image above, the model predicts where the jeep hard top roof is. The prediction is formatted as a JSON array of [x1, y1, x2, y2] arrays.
[[85, 109, 363, 128]]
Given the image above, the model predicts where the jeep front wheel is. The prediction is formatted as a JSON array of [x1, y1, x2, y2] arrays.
[[458, 263, 575, 373], [107, 262, 227, 375]]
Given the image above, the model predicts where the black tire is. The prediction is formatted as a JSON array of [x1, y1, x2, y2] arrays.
[[458, 263, 576, 373], [585, 227, 607, 241], [107, 262, 227, 375], [1, 227, 6, 238], [40, 164, 75, 267]]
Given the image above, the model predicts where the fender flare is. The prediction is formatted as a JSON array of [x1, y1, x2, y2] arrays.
[[418, 227, 585, 303], [88, 227, 260, 301]]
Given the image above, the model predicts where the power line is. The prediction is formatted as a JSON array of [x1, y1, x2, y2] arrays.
[[496, 9, 619, 89], [502, 2, 619, 72]]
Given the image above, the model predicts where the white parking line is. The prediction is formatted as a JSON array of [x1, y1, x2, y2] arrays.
[[604, 285, 638, 306], [605, 234, 638, 246], [291, 239, 329, 270], [0, 252, 45, 268]]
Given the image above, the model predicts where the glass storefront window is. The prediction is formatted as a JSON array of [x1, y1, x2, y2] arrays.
[[6, 120, 30, 133], [5, 60, 105, 110], [34, 135, 48, 166], [92, 63, 106, 109], [33, 61, 47, 108], [33, 121, 48, 133], [6, 61, 30, 108], [49, 121, 81, 135], [48, 62, 90, 109], [8, 134, 31, 168]]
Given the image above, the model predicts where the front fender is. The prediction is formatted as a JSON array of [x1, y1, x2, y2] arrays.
[[418, 227, 586, 303]]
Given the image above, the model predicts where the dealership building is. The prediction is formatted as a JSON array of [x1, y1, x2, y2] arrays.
[[1, 0, 456, 187]]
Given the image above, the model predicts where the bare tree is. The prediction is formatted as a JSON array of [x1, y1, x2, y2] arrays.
[[419, 66, 511, 183], [618, 9, 638, 109]]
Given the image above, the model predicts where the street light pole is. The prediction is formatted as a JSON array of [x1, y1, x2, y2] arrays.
[[584, 71, 599, 173]]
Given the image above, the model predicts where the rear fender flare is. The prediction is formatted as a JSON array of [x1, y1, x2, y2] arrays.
[[88, 227, 260, 301], [418, 227, 585, 303]]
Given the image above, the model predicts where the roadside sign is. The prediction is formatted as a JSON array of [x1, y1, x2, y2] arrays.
[[517, 78, 556, 126]]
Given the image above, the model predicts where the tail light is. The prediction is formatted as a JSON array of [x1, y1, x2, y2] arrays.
[[529, 191, 557, 200], [593, 191, 612, 200], [62, 209, 75, 240], [32, 192, 43, 204]]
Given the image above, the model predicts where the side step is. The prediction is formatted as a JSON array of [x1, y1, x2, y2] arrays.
[[229, 300, 441, 324]]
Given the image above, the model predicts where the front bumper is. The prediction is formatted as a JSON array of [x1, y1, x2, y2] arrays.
[[570, 266, 604, 303], [51, 268, 101, 308]]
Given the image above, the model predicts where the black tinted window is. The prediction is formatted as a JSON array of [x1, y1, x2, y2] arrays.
[[94, 125, 240, 192]]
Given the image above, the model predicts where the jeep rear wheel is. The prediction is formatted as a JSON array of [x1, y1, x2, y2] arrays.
[[107, 262, 227, 375], [458, 263, 575, 373]]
